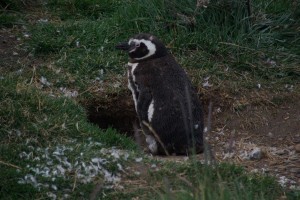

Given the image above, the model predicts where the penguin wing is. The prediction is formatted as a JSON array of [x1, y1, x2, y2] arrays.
[[136, 84, 152, 122]]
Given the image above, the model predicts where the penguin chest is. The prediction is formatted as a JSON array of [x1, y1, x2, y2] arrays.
[[127, 62, 155, 122], [127, 62, 139, 111]]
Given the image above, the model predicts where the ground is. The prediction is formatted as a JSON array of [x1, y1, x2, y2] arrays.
[[211, 99, 300, 187], [1, 15, 299, 195]]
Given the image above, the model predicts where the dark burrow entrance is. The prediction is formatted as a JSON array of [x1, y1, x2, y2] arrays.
[[86, 98, 138, 137], [88, 109, 136, 136]]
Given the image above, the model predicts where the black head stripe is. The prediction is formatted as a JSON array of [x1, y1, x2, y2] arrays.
[[129, 43, 149, 59]]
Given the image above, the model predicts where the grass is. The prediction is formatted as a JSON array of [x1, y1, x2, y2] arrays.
[[0, 74, 138, 150], [23, 0, 299, 98], [102, 160, 292, 200], [0, 76, 138, 199], [0, 0, 300, 199]]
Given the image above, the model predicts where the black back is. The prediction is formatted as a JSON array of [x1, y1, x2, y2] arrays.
[[133, 53, 204, 155]]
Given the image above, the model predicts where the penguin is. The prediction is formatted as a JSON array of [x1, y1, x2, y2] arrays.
[[116, 33, 204, 155]]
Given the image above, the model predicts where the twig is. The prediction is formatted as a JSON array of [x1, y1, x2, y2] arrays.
[[0, 160, 22, 169], [142, 121, 170, 156]]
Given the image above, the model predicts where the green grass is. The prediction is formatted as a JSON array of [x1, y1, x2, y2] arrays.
[[0, 0, 29, 11], [0, 12, 22, 27], [102, 161, 290, 200], [1, 0, 300, 199], [47, 0, 122, 20], [0, 76, 137, 199], [156, 163, 281, 200], [0, 0, 31, 27], [24, 0, 299, 98]]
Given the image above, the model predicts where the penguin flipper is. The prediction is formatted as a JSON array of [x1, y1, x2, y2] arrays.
[[137, 85, 152, 122]]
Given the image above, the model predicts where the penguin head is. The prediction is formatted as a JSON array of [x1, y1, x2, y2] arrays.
[[116, 33, 168, 61]]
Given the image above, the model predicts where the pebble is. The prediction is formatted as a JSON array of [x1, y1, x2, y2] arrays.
[[295, 144, 300, 153]]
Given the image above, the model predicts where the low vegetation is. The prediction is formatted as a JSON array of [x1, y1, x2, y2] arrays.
[[0, 0, 299, 199]]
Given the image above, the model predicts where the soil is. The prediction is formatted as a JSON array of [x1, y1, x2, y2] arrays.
[[210, 100, 300, 187], [1, 24, 299, 190]]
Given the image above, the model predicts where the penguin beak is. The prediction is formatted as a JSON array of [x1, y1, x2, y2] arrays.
[[115, 42, 130, 51]]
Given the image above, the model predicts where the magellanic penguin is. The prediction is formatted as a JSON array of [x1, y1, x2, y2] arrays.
[[116, 33, 204, 155]]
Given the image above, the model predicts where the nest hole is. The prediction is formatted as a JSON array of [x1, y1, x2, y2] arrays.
[[87, 107, 137, 136]]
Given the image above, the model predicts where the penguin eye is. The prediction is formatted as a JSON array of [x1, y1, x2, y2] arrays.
[[135, 43, 140, 48]]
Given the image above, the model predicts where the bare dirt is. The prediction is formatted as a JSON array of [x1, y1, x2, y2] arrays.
[[210, 99, 300, 187], [1, 24, 299, 191]]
